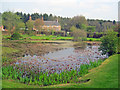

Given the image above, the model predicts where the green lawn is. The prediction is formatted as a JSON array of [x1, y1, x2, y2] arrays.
[[87, 38, 101, 41], [2, 34, 101, 41], [21, 34, 73, 40], [2, 54, 119, 88]]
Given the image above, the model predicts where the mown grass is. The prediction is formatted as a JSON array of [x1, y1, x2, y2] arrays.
[[21, 34, 73, 40], [2, 54, 119, 88], [2, 34, 101, 41], [87, 38, 101, 41]]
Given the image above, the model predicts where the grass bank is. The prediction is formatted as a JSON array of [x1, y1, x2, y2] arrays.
[[47, 54, 119, 88], [2, 54, 119, 88]]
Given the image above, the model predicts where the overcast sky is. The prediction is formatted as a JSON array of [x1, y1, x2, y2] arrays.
[[0, 0, 119, 21]]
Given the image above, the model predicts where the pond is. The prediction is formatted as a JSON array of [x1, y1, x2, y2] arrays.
[[14, 41, 108, 74]]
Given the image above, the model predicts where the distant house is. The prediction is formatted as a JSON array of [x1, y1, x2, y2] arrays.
[[29, 16, 61, 31]]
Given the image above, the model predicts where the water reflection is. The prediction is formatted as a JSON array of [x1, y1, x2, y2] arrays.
[[73, 42, 86, 49]]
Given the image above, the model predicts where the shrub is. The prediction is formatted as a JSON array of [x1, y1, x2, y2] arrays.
[[11, 33, 22, 40], [24, 30, 36, 36], [72, 29, 87, 42], [89, 39, 93, 41], [99, 30, 118, 56], [117, 37, 120, 54], [82, 37, 87, 41]]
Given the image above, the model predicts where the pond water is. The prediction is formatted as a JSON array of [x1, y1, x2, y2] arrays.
[[15, 43, 108, 74]]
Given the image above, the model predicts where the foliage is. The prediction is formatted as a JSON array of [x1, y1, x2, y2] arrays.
[[24, 30, 36, 36], [2, 56, 13, 64], [15, 21, 25, 32], [72, 28, 87, 42], [48, 54, 119, 88], [26, 20, 34, 30], [2, 59, 103, 86], [71, 16, 88, 29], [81, 24, 87, 30], [87, 19, 116, 32], [99, 30, 118, 56], [2, 11, 22, 34], [43, 13, 49, 21], [117, 37, 120, 54], [48, 14, 54, 21], [2, 11, 116, 35], [2, 55, 119, 88], [31, 13, 40, 20], [10, 33, 22, 40], [34, 18, 44, 31], [86, 26, 96, 33], [16, 12, 30, 23], [70, 26, 76, 32]]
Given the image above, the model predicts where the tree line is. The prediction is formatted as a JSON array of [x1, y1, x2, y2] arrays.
[[1, 11, 117, 34]]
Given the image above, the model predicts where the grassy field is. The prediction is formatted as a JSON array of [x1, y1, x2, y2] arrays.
[[86, 38, 101, 41], [2, 34, 101, 41], [2, 34, 73, 40], [2, 54, 119, 88]]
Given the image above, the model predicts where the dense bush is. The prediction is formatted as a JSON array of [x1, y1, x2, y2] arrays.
[[54, 31, 65, 36], [72, 29, 87, 42], [87, 32, 103, 38], [117, 37, 120, 54], [10, 33, 22, 40], [36, 31, 65, 36], [24, 30, 36, 36], [99, 30, 118, 56]]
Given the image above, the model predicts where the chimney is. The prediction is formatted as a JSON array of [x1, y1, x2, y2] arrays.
[[29, 16, 32, 20]]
